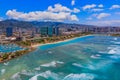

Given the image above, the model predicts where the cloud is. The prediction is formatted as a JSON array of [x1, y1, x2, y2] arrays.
[[98, 4, 104, 8], [6, 4, 80, 22], [88, 13, 111, 20], [82, 4, 104, 12], [71, 0, 75, 6], [86, 17, 93, 20], [86, 20, 120, 26], [48, 4, 71, 13], [115, 12, 120, 14], [110, 5, 120, 9], [73, 8, 80, 13], [48, 4, 80, 13], [6, 10, 79, 22], [0, 17, 4, 21], [96, 13, 111, 19], [91, 8, 104, 12], [83, 4, 96, 10]]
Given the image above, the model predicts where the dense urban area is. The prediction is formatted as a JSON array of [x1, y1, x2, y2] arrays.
[[0, 19, 120, 62], [0, 19, 120, 44]]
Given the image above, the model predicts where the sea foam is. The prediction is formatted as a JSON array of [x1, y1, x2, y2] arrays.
[[29, 70, 60, 80], [63, 73, 95, 80], [41, 61, 64, 67], [1, 69, 6, 75], [11, 72, 21, 80]]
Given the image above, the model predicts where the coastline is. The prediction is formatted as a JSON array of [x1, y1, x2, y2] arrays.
[[31, 35, 92, 48], [0, 34, 91, 63]]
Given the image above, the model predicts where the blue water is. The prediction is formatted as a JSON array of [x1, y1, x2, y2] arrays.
[[39, 35, 94, 50], [0, 44, 25, 53], [0, 35, 120, 80]]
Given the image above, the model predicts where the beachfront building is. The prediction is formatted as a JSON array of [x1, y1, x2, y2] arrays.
[[6, 27, 13, 37], [53, 27, 59, 36], [40, 26, 54, 37], [40, 27, 49, 37], [40, 26, 59, 37]]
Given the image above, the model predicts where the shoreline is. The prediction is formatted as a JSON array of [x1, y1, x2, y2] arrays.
[[31, 35, 92, 48], [0, 34, 91, 63]]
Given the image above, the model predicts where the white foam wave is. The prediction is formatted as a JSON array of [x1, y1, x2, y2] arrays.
[[48, 51, 52, 54], [111, 41, 120, 44], [72, 63, 82, 67], [56, 61, 64, 64], [108, 49, 116, 54], [99, 51, 107, 54], [20, 70, 34, 76], [108, 47, 120, 54], [11, 72, 21, 80], [41, 61, 64, 67], [63, 73, 95, 80], [34, 67, 41, 71], [73, 60, 112, 70], [3, 62, 9, 66], [72, 63, 95, 70], [114, 38, 117, 40], [90, 54, 101, 59], [29, 70, 60, 80], [1, 69, 6, 75]]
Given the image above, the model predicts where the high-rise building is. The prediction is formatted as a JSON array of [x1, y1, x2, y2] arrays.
[[31, 31, 35, 38], [40, 27, 55, 37], [53, 27, 59, 36], [48, 27, 53, 37], [40, 27, 48, 37], [6, 27, 13, 37]]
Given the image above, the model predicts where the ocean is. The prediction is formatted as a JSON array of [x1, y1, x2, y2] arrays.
[[0, 35, 120, 80]]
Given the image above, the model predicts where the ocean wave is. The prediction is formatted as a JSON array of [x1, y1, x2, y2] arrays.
[[29, 70, 61, 80], [108, 47, 120, 54], [3, 62, 9, 66], [40, 61, 64, 67], [90, 54, 101, 59], [11, 72, 21, 80], [111, 41, 120, 44], [1, 69, 6, 75], [72, 60, 112, 70], [63, 73, 95, 80], [72, 63, 95, 70], [72, 63, 82, 67], [113, 38, 117, 40], [34, 67, 41, 71], [48, 51, 52, 54], [20, 70, 34, 76]]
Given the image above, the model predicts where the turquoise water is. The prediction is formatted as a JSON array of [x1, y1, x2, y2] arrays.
[[0, 44, 25, 53], [0, 35, 120, 80]]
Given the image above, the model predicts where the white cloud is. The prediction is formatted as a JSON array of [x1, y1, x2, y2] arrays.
[[115, 12, 120, 14], [110, 5, 120, 9], [6, 9, 79, 22], [6, 4, 80, 22], [88, 13, 111, 20], [91, 8, 104, 12], [86, 17, 93, 20], [48, 4, 71, 13], [0, 17, 4, 21], [98, 4, 104, 8], [48, 4, 80, 13], [73, 8, 80, 13], [97, 13, 111, 19], [83, 4, 104, 12], [86, 20, 120, 26], [83, 4, 96, 10], [71, 0, 75, 6]]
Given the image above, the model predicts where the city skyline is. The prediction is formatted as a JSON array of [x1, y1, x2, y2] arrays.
[[0, 0, 120, 26]]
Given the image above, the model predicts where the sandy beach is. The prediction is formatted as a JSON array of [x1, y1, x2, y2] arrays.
[[31, 35, 91, 48]]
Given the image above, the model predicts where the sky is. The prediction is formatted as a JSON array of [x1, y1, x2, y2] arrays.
[[0, 0, 120, 26]]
